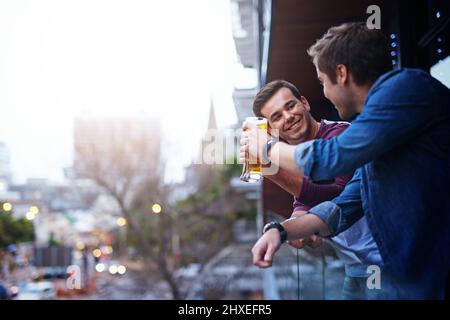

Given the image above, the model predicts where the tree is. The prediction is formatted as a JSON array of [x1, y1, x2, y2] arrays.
[[174, 160, 256, 269], [0, 210, 34, 249], [73, 116, 185, 298], [74, 117, 255, 299]]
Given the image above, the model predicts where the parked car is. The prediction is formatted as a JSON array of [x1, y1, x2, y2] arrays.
[[32, 267, 69, 281], [40, 267, 69, 280], [0, 283, 9, 300], [0, 283, 19, 300], [16, 281, 56, 300]]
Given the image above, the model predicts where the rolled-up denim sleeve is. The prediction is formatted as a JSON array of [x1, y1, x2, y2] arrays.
[[293, 140, 315, 177], [308, 169, 364, 236]]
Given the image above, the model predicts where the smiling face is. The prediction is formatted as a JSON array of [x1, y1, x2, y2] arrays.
[[260, 87, 317, 144]]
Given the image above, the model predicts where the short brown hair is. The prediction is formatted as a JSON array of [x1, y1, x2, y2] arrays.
[[307, 22, 392, 85], [253, 80, 301, 117]]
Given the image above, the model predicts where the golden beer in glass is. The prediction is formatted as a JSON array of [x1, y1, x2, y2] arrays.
[[240, 117, 268, 183]]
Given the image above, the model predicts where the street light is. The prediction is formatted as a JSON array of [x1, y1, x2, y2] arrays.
[[95, 263, 105, 273], [151, 203, 162, 214], [25, 211, 36, 220], [29, 206, 39, 214], [2, 202, 12, 212], [151, 203, 180, 260], [92, 249, 102, 258], [76, 241, 85, 251], [102, 246, 113, 255], [108, 265, 118, 275], [117, 217, 127, 226], [117, 265, 126, 275]]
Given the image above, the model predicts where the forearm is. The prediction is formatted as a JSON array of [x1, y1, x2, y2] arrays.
[[281, 214, 331, 239], [269, 141, 304, 177], [293, 99, 432, 182], [263, 165, 303, 197]]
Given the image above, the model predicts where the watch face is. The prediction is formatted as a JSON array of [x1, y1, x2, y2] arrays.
[[263, 222, 277, 233], [263, 222, 272, 233]]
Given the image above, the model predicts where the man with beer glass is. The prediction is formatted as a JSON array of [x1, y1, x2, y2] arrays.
[[241, 79, 382, 299]]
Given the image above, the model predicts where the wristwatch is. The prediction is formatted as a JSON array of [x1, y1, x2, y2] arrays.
[[262, 139, 275, 164], [263, 221, 287, 243]]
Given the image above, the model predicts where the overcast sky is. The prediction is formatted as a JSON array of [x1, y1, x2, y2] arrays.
[[0, 0, 252, 184]]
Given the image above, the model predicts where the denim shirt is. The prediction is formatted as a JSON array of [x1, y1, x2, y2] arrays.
[[294, 69, 450, 299], [293, 120, 382, 277]]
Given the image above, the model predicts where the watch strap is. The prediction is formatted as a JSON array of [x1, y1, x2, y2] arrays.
[[262, 139, 273, 164], [263, 221, 287, 243]]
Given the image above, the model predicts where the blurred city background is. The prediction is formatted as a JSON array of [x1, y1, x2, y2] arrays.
[[0, 0, 448, 300]]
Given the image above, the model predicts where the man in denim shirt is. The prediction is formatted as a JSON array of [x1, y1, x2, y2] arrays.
[[244, 23, 450, 299]]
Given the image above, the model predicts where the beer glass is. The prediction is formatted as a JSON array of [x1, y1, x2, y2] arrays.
[[240, 117, 268, 183]]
